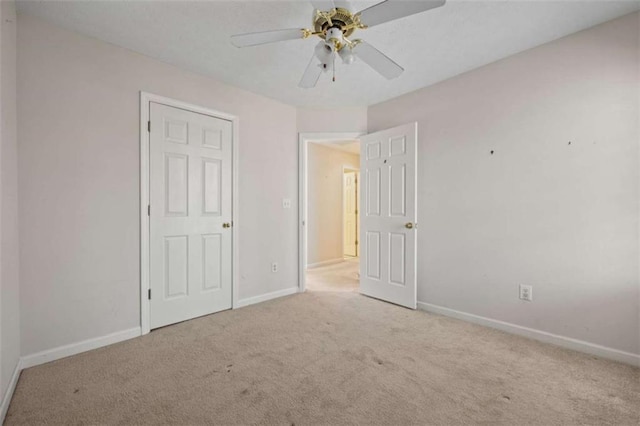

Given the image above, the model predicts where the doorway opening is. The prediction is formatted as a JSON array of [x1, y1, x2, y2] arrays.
[[300, 123, 418, 308], [299, 133, 362, 293]]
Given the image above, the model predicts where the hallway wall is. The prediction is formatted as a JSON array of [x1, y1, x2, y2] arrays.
[[307, 143, 359, 267]]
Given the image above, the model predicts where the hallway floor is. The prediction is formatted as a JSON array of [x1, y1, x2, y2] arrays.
[[306, 258, 359, 292]]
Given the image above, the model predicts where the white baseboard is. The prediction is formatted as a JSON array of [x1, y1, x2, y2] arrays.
[[236, 287, 298, 308], [20, 327, 142, 370], [1, 359, 22, 423], [417, 302, 639, 367], [306, 258, 344, 269]]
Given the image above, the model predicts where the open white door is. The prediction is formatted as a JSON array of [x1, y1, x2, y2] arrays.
[[359, 122, 417, 309], [149, 102, 233, 329]]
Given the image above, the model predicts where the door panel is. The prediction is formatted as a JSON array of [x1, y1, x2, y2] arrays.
[[150, 102, 233, 329], [164, 235, 189, 298], [366, 231, 381, 279], [366, 168, 381, 216], [202, 234, 222, 291], [360, 122, 417, 309], [202, 158, 222, 215], [165, 153, 188, 216]]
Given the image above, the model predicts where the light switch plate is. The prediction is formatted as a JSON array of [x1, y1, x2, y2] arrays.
[[282, 198, 291, 209]]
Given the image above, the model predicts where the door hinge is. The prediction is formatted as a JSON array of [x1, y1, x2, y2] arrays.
[[147, 205, 151, 216], [148, 289, 151, 300], [147, 121, 151, 132], [355, 240, 359, 245]]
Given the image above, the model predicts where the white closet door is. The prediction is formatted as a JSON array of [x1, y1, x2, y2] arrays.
[[359, 122, 418, 309], [149, 102, 232, 329]]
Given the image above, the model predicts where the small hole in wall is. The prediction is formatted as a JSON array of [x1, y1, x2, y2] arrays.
[[490, 150, 494, 155], [568, 141, 572, 145]]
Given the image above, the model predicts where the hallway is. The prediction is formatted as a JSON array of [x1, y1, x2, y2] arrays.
[[306, 258, 359, 292]]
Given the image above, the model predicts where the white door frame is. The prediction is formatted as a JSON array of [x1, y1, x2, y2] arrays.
[[298, 132, 362, 293], [140, 92, 240, 335], [342, 166, 359, 258]]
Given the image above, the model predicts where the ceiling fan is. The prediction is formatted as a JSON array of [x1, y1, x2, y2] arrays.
[[231, 0, 446, 88]]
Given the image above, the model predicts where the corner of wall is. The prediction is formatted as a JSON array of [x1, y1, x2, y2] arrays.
[[0, 0, 20, 421]]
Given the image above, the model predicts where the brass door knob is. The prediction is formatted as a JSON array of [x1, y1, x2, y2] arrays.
[[222, 223, 231, 228], [405, 222, 414, 229]]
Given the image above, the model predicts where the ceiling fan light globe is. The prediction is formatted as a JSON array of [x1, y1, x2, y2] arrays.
[[314, 41, 335, 63], [338, 47, 355, 65]]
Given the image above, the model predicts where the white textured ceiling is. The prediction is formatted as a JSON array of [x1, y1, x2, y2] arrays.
[[16, 0, 640, 107]]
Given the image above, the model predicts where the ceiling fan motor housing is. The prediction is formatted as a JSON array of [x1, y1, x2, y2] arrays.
[[313, 7, 357, 39]]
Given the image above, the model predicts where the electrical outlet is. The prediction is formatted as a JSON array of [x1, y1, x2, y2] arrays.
[[282, 198, 291, 209], [519, 285, 533, 302], [271, 262, 278, 273]]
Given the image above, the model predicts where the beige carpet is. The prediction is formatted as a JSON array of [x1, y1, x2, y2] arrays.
[[6, 291, 639, 425], [306, 258, 359, 292]]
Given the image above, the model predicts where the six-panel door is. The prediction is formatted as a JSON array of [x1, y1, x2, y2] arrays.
[[359, 122, 417, 309], [149, 102, 233, 329]]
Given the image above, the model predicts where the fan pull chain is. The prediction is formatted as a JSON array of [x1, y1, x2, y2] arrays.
[[332, 54, 336, 82]]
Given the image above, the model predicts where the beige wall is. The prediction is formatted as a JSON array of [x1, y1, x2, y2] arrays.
[[0, 0, 20, 404], [307, 143, 359, 266], [17, 14, 298, 356], [368, 12, 639, 355]]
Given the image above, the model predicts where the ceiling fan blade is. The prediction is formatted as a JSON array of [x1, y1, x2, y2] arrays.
[[310, 0, 335, 11], [354, 41, 404, 79], [299, 55, 323, 89], [356, 0, 446, 28], [231, 28, 305, 48], [333, 0, 353, 11]]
